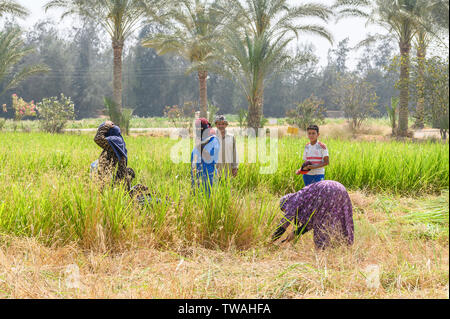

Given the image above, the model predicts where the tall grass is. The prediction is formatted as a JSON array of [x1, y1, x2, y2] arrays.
[[0, 132, 448, 250], [233, 137, 448, 195]]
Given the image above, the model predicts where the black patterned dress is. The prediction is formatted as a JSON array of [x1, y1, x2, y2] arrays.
[[94, 123, 129, 190]]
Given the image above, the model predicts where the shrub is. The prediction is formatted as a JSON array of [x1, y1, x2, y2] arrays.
[[121, 108, 134, 135], [164, 101, 196, 130], [286, 94, 326, 131], [103, 97, 134, 135], [37, 94, 75, 133], [207, 103, 220, 124], [386, 96, 399, 136], [238, 109, 248, 130], [11, 94, 37, 121]]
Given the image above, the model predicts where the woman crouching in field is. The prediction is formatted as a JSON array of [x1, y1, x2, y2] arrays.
[[272, 180, 354, 250], [94, 121, 133, 190]]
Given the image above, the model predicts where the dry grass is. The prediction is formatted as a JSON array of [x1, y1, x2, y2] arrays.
[[0, 191, 447, 299]]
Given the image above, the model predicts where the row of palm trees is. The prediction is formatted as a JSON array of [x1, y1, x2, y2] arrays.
[[43, 0, 335, 131], [334, 0, 448, 135], [2, 0, 448, 135]]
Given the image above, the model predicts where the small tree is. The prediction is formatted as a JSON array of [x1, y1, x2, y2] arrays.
[[165, 101, 196, 131], [424, 56, 449, 140], [286, 94, 326, 131], [386, 96, 399, 136], [37, 94, 75, 133], [237, 108, 248, 130], [332, 73, 379, 130]]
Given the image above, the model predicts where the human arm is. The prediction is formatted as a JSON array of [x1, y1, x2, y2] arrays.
[[305, 156, 329, 171], [202, 138, 220, 164], [94, 121, 114, 149], [281, 222, 312, 243]]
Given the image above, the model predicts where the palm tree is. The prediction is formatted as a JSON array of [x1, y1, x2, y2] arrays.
[[0, 0, 28, 18], [334, 0, 422, 137], [142, 0, 228, 118], [0, 28, 50, 97], [221, 0, 333, 131], [413, 0, 447, 129], [44, 0, 162, 123]]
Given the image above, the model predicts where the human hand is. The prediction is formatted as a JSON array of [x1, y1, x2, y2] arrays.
[[281, 231, 296, 243]]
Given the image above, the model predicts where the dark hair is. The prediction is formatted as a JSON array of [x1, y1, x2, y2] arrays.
[[307, 125, 319, 133]]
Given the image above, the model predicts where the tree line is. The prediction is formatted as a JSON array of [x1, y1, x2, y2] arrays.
[[0, 0, 448, 137]]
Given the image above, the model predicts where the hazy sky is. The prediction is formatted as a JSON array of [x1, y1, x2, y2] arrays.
[[17, 0, 389, 69]]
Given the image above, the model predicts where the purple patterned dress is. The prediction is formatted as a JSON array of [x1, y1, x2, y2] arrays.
[[276, 180, 354, 249]]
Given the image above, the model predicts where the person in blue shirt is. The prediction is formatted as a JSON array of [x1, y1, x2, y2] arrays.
[[191, 118, 220, 196]]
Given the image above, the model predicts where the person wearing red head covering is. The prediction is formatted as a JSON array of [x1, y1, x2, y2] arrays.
[[191, 118, 220, 196]]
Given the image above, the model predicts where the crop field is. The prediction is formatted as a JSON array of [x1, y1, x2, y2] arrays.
[[0, 132, 448, 298]]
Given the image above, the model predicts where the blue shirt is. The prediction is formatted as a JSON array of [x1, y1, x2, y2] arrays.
[[191, 136, 220, 177]]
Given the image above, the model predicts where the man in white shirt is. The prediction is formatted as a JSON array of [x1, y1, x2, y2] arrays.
[[299, 125, 329, 187], [214, 115, 239, 179]]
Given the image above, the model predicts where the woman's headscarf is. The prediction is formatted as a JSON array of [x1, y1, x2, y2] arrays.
[[195, 118, 215, 154], [104, 124, 128, 164]]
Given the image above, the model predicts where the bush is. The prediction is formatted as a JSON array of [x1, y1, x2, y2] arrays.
[[207, 103, 220, 124], [121, 108, 134, 135], [286, 94, 326, 131], [37, 94, 75, 133], [164, 101, 196, 130], [238, 109, 248, 130], [103, 97, 134, 135], [11, 94, 37, 122]]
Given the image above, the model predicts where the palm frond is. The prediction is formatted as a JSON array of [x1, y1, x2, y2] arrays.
[[0, 28, 50, 97], [0, 0, 28, 17]]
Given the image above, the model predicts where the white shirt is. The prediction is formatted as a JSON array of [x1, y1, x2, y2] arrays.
[[216, 133, 239, 178], [302, 141, 329, 175]]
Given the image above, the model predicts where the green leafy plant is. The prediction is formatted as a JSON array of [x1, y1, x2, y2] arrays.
[[386, 96, 399, 136], [104, 97, 122, 127], [104, 97, 134, 135], [207, 103, 219, 125], [165, 101, 196, 131], [0, 118, 5, 131], [286, 94, 326, 131], [11, 94, 37, 122], [238, 108, 248, 130], [260, 115, 269, 128], [37, 94, 75, 133], [121, 108, 134, 136]]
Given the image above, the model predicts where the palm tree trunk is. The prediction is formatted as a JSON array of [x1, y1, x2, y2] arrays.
[[247, 89, 263, 133], [415, 37, 426, 129], [398, 41, 411, 137], [198, 70, 208, 118], [112, 40, 124, 124]]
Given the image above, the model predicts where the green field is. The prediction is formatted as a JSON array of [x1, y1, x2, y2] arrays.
[[0, 132, 448, 298], [0, 132, 448, 249]]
